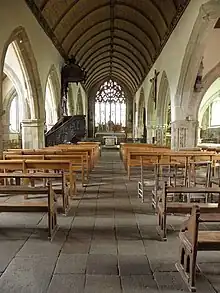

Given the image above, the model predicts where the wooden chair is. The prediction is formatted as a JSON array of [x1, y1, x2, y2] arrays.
[[187, 161, 212, 203], [138, 155, 159, 202], [157, 182, 220, 241], [176, 205, 220, 292]]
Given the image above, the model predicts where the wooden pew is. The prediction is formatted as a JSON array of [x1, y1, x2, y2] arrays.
[[4, 153, 88, 186], [121, 143, 170, 168], [157, 182, 220, 241], [0, 159, 76, 199], [126, 150, 215, 180], [24, 160, 76, 196], [58, 146, 98, 169], [0, 172, 70, 214], [7, 148, 92, 172], [0, 180, 58, 240], [137, 155, 168, 202], [176, 205, 220, 292]]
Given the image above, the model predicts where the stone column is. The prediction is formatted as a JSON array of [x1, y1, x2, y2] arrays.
[[171, 119, 199, 150], [146, 125, 156, 144], [0, 110, 9, 150], [2, 122, 10, 142], [21, 119, 45, 149]]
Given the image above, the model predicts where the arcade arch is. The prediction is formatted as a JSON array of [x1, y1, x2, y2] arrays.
[[76, 87, 84, 115], [1, 26, 44, 149], [156, 71, 171, 145], [45, 66, 59, 131], [137, 88, 145, 139]]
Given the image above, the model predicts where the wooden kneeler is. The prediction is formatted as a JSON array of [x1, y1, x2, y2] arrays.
[[176, 206, 220, 292]]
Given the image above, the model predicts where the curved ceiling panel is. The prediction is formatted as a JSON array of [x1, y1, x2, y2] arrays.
[[25, 0, 190, 95], [76, 33, 111, 61], [80, 41, 111, 67], [63, 7, 110, 50], [70, 24, 110, 56]]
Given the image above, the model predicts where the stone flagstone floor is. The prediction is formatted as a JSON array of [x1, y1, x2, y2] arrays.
[[0, 149, 220, 292]]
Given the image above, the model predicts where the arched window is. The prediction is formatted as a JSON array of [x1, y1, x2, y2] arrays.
[[9, 95, 20, 132], [211, 97, 220, 126], [95, 80, 126, 130], [45, 76, 57, 131]]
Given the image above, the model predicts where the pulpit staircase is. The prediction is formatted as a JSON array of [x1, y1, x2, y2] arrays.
[[45, 115, 86, 146]]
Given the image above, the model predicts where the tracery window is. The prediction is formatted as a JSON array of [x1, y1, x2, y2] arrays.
[[95, 80, 126, 130]]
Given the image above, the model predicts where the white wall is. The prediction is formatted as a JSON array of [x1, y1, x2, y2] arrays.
[[198, 77, 220, 124], [134, 0, 215, 123], [0, 0, 63, 104], [203, 29, 220, 77]]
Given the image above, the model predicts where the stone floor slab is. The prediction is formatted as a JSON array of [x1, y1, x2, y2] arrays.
[[118, 240, 145, 255], [62, 239, 91, 254], [0, 240, 25, 272], [86, 254, 118, 275], [55, 254, 87, 274], [0, 256, 56, 293], [47, 274, 85, 293], [119, 255, 152, 276], [85, 275, 121, 293], [121, 275, 158, 293]]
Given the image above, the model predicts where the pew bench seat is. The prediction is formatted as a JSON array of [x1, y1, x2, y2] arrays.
[[0, 182, 58, 240], [0, 185, 48, 194], [0, 172, 70, 215], [158, 202, 219, 214]]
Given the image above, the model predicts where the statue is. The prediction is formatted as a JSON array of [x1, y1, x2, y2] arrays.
[[107, 120, 114, 132]]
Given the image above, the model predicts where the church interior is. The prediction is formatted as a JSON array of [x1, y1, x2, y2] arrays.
[[1, 0, 220, 292]]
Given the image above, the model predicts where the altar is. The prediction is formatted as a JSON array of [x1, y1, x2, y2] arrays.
[[103, 135, 118, 146], [95, 132, 126, 145]]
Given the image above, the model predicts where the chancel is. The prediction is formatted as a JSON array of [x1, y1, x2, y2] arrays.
[[1, 0, 220, 292]]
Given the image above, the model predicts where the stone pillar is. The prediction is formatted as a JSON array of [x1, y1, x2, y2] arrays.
[[1, 111, 10, 150], [171, 119, 199, 150], [21, 119, 44, 149], [2, 122, 10, 142], [146, 125, 156, 144], [126, 98, 133, 135]]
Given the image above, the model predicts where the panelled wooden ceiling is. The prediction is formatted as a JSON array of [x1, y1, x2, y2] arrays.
[[25, 0, 190, 94]]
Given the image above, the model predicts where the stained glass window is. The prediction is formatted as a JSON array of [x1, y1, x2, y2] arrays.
[[95, 80, 126, 130]]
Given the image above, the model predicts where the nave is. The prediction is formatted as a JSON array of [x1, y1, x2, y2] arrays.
[[0, 150, 219, 292]]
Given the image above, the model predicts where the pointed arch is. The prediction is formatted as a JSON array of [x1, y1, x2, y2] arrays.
[[67, 84, 75, 115], [192, 61, 220, 120], [44, 65, 60, 128], [76, 87, 84, 115], [138, 88, 145, 127], [147, 83, 156, 125], [175, 0, 220, 114], [45, 64, 60, 111], [0, 26, 44, 119], [157, 71, 171, 126]]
